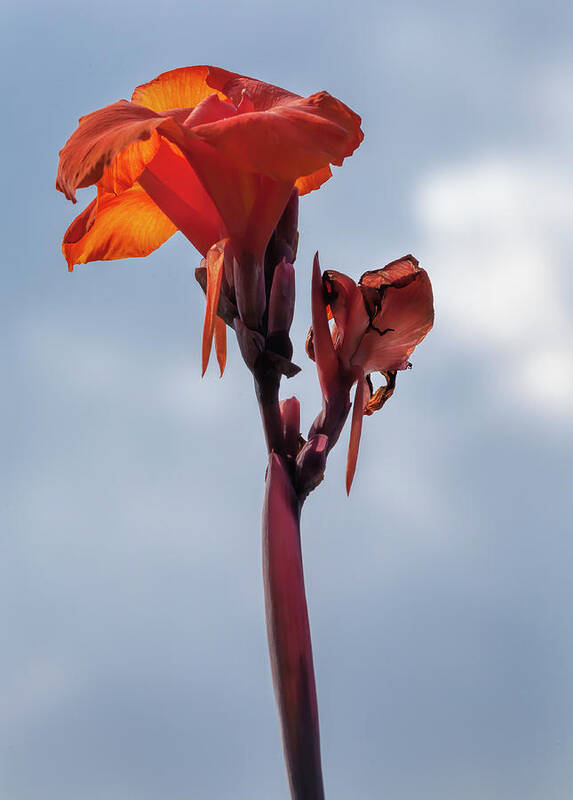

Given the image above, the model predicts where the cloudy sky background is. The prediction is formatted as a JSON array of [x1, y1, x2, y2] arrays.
[[3, 0, 573, 798]]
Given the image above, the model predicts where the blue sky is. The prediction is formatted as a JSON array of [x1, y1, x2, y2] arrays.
[[2, 0, 573, 798]]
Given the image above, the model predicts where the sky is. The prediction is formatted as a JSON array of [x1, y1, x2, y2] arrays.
[[2, 0, 573, 798]]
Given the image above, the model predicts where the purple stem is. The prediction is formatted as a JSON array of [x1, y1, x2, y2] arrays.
[[262, 454, 325, 800]]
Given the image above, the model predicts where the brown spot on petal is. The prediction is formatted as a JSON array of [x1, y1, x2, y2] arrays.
[[364, 370, 397, 416]]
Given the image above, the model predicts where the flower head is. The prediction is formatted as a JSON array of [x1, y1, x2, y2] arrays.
[[307, 254, 434, 492], [57, 66, 363, 373]]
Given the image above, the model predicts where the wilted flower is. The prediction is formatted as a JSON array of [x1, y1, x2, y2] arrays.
[[307, 254, 434, 491]]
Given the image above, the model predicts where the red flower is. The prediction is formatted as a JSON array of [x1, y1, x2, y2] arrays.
[[57, 66, 363, 373], [308, 254, 434, 492]]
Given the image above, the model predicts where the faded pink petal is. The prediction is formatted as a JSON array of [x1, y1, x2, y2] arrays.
[[323, 270, 369, 366], [353, 268, 434, 373], [346, 371, 367, 494], [311, 253, 339, 400]]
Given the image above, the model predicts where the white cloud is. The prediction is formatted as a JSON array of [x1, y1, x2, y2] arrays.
[[414, 155, 573, 420]]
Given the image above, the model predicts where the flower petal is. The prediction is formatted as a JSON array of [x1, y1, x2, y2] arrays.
[[57, 101, 168, 201], [214, 315, 227, 377], [311, 253, 339, 399], [172, 129, 294, 260], [359, 255, 420, 289], [323, 270, 369, 365], [201, 238, 229, 376], [346, 372, 367, 494], [98, 131, 162, 195], [62, 184, 177, 271], [205, 67, 298, 110], [190, 91, 363, 183], [131, 65, 227, 112], [137, 138, 224, 256], [183, 93, 237, 127], [353, 268, 434, 373], [295, 165, 332, 196]]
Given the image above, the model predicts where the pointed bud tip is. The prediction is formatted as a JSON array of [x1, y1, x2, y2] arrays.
[[345, 471, 354, 495]]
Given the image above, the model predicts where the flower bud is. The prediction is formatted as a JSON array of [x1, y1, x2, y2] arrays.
[[268, 259, 296, 337], [234, 253, 266, 331], [273, 189, 299, 263], [234, 318, 265, 371], [279, 396, 301, 459], [295, 434, 329, 497]]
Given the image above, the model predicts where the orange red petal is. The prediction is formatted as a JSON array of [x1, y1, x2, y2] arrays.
[[190, 92, 363, 183], [98, 131, 162, 195], [295, 166, 333, 196], [62, 185, 177, 271], [214, 316, 227, 377], [204, 67, 298, 110], [58, 66, 364, 296], [172, 130, 293, 261], [137, 139, 223, 256], [57, 101, 167, 201], [131, 65, 227, 112]]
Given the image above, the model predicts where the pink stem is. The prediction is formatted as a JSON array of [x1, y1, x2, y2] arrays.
[[262, 454, 325, 800]]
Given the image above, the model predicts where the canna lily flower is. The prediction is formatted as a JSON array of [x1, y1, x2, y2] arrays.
[[308, 254, 434, 492], [57, 65, 363, 373]]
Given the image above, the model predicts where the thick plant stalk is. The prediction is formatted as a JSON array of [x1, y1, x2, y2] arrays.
[[262, 454, 325, 800]]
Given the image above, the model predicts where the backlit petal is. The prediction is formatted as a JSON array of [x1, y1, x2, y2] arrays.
[[57, 101, 167, 201], [62, 184, 176, 271], [131, 65, 227, 112], [137, 138, 223, 256], [173, 130, 293, 259], [98, 131, 162, 195], [295, 166, 332, 196]]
